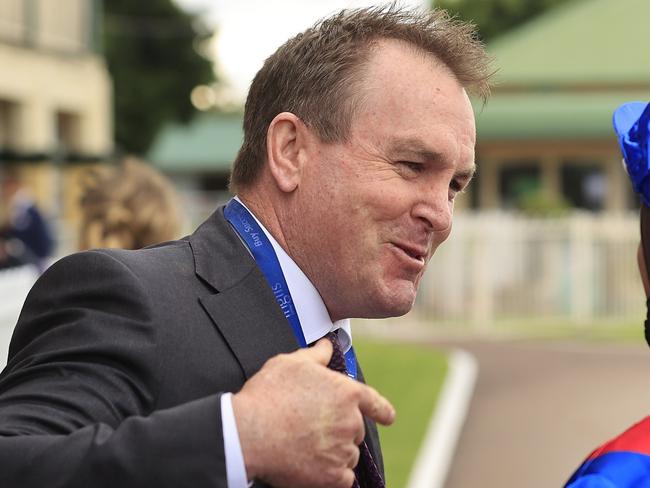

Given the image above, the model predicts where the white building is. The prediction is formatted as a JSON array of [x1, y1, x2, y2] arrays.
[[0, 0, 111, 231]]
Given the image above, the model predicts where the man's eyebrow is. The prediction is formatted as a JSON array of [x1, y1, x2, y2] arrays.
[[389, 138, 477, 179], [388, 138, 441, 162]]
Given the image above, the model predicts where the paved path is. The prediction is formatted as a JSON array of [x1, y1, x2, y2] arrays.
[[439, 339, 650, 488]]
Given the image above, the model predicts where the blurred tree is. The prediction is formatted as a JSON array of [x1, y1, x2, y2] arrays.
[[103, 0, 215, 155], [435, 0, 575, 42]]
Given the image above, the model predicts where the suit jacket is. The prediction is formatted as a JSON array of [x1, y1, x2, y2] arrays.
[[0, 207, 383, 487]]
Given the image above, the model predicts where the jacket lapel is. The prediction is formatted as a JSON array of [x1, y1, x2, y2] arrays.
[[200, 272, 299, 379], [190, 207, 299, 379]]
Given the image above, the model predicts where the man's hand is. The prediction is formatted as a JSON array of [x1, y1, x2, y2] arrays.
[[232, 338, 395, 488]]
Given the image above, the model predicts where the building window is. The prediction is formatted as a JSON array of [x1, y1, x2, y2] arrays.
[[561, 162, 606, 211], [499, 162, 541, 210], [0, 99, 20, 153], [55, 110, 81, 158]]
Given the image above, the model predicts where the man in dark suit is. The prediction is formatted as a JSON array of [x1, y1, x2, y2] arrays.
[[0, 6, 492, 488]]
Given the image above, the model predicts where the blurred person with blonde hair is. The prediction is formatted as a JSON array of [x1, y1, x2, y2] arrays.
[[78, 157, 182, 250]]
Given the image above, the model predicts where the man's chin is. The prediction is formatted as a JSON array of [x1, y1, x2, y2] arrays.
[[360, 286, 417, 319], [369, 306, 412, 319]]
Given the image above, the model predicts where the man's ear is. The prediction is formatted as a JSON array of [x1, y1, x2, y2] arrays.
[[266, 112, 310, 193]]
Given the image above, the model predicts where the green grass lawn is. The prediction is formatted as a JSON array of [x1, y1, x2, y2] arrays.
[[492, 318, 646, 343], [354, 339, 448, 488]]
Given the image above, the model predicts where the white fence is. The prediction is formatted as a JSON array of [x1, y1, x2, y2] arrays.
[[0, 265, 38, 366], [414, 211, 645, 328], [0, 265, 37, 325], [0, 212, 645, 340]]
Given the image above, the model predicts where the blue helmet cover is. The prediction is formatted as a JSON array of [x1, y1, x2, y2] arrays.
[[613, 101, 650, 206]]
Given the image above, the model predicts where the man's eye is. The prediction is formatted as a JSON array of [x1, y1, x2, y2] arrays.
[[449, 179, 470, 201], [398, 161, 423, 173], [450, 179, 463, 193]]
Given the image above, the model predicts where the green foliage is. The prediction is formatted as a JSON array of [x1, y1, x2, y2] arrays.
[[355, 339, 448, 488], [103, 0, 215, 155], [517, 190, 571, 217], [435, 0, 576, 41]]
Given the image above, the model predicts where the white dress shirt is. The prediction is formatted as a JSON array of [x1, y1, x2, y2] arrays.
[[221, 198, 352, 487]]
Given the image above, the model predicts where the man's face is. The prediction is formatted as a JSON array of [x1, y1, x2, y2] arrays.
[[285, 40, 476, 320]]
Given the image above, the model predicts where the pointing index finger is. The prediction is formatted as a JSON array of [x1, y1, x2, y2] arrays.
[[357, 385, 395, 426]]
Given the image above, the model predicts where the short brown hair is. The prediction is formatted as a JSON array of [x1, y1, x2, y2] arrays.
[[229, 5, 493, 191]]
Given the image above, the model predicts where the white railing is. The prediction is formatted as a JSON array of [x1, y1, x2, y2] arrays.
[[0, 265, 38, 366], [0, 212, 645, 342], [413, 211, 645, 328], [0, 265, 37, 325]]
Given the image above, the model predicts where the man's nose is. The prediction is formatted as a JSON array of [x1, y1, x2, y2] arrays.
[[411, 186, 453, 232]]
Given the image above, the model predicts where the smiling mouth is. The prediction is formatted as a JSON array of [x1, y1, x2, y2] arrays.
[[391, 243, 426, 265]]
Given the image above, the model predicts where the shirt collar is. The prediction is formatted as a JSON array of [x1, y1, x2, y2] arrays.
[[233, 196, 351, 351]]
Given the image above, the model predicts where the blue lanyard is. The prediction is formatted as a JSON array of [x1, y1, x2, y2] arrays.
[[224, 199, 357, 379]]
